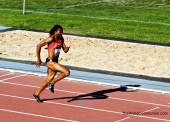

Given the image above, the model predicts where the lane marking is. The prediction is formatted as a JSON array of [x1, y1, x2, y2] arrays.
[[1, 81, 81, 94], [115, 117, 130, 122], [0, 8, 170, 26], [1, 68, 170, 94], [0, 74, 27, 83], [109, 97, 170, 108], [0, 94, 170, 122], [0, 93, 123, 114], [143, 107, 160, 113], [0, 72, 14, 78], [1, 81, 170, 108], [0, 108, 78, 122]]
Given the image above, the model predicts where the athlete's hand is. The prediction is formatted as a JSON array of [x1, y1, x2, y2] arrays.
[[66, 40, 74, 47], [36, 59, 42, 68]]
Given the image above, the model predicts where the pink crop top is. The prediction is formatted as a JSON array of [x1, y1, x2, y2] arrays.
[[48, 39, 62, 56]]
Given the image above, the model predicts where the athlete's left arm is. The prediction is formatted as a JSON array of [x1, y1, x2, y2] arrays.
[[62, 39, 73, 53]]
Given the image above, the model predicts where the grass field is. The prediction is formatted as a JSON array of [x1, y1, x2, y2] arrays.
[[0, 0, 170, 44]]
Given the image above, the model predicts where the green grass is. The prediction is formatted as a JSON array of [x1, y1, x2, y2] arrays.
[[0, 0, 170, 44]]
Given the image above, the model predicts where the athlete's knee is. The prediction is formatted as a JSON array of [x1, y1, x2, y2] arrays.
[[64, 69, 70, 77], [46, 62, 53, 69]]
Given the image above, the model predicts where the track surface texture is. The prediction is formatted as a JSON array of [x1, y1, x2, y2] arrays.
[[0, 71, 169, 122]]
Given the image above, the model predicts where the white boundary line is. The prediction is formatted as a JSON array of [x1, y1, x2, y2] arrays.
[[0, 93, 124, 114], [1, 81, 170, 108], [109, 97, 170, 108], [142, 107, 160, 113], [0, 68, 46, 77], [0, 108, 78, 122], [0, 93, 170, 122], [0, 74, 27, 83], [0, 72, 14, 78], [115, 117, 130, 122], [1, 68, 169, 94], [1, 81, 83, 94], [67, 77, 170, 94], [0, 8, 170, 26], [0, 67, 170, 95]]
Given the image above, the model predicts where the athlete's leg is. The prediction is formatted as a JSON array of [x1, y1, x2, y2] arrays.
[[46, 62, 70, 85], [34, 68, 56, 96]]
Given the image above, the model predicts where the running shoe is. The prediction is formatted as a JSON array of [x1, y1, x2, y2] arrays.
[[48, 82, 54, 93], [33, 93, 42, 103]]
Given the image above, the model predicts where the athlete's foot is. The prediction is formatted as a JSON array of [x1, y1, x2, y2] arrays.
[[48, 82, 54, 93], [33, 93, 42, 103]]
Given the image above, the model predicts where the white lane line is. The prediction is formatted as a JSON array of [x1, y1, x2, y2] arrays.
[[1, 81, 170, 108], [1, 81, 81, 94], [109, 97, 170, 108], [0, 8, 170, 26], [0, 94, 170, 122], [0, 74, 27, 83], [143, 107, 160, 113], [115, 117, 130, 122], [0, 108, 78, 122], [1, 69, 170, 94], [0, 93, 123, 114], [0, 72, 13, 78]]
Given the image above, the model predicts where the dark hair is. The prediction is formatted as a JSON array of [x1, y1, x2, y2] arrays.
[[49, 25, 63, 36]]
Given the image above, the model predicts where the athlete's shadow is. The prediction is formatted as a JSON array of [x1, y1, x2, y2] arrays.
[[41, 85, 141, 103]]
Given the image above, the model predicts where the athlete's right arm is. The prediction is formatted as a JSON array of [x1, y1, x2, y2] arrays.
[[36, 36, 53, 67]]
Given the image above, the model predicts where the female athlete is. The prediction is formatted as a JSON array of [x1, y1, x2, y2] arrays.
[[33, 25, 73, 102]]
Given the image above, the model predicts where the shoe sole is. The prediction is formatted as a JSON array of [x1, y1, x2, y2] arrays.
[[33, 94, 42, 103]]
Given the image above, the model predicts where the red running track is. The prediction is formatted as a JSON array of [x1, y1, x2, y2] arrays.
[[0, 70, 170, 122]]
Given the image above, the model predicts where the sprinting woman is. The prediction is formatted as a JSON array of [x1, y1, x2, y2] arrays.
[[33, 25, 73, 102]]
